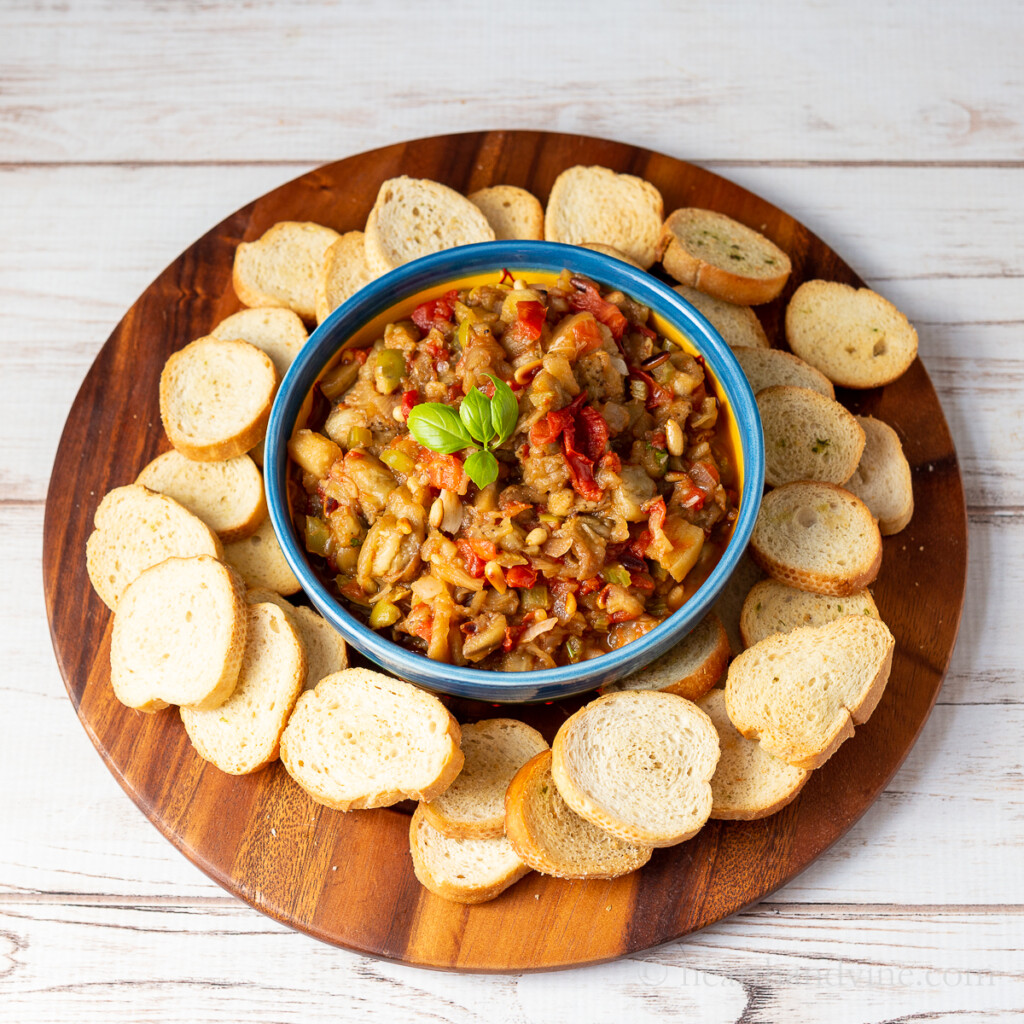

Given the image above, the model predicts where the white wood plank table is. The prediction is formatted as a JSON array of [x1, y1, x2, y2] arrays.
[[2, 1, 1022, 1020]]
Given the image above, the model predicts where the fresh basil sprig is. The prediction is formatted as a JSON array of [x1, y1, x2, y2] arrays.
[[407, 374, 519, 488]]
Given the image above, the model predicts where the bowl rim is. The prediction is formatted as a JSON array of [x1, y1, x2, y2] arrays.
[[265, 240, 764, 702]]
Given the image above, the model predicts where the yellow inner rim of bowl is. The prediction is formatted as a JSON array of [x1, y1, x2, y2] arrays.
[[299, 268, 745, 498]]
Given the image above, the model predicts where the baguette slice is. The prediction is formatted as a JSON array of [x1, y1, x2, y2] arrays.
[[223, 517, 301, 595], [468, 185, 544, 241], [580, 242, 645, 270], [544, 165, 664, 269], [740, 579, 879, 648], [364, 177, 495, 274], [505, 751, 652, 879], [844, 415, 914, 535], [697, 689, 810, 820], [725, 615, 895, 769], [160, 337, 277, 462], [409, 804, 529, 904], [232, 221, 341, 321], [279, 669, 463, 811], [551, 691, 720, 848], [758, 385, 866, 488], [135, 450, 266, 542], [658, 209, 791, 305], [731, 346, 834, 398], [110, 555, 247, 713], [86, 484, 223, 610], [210, 307, 308, 379], [750, 482, 882, 596], [673, 285, 770, 349], [314, 231, 378, 324], [712, 551, 765, 656], [420, 719, 549, 840], [785, 280, 919, 388], [181, 602, 306, 774], [599, 613, 729, 700], [246, 589, 348, 690]]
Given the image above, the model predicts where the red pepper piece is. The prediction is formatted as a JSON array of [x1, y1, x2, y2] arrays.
[[629, 572, 656, 592], [422, 451, 466, 492], [505, 565, 538, 589], [576, 405, 610, 462], [456, 539, 487, 579], [599, 450, 622, 474], [502, 624, 526, 652], [401, 389, 421, 419], [578, 576, 602, 596], [568, 277, 628, 341], [411, 296, 455, 334], [469, 537, 499, 561], [629, 367, 673, 409], [529, 392, 586, 446], [515, 300, 547, 340], [403, 603, 434, 641], [629, 528, 653, 559]]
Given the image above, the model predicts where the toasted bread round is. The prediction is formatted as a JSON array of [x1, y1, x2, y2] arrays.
[[314, 231, 378, 324], [731, 346, 834, 398], [673, 285, 770, 349], [409, 804, 529, 904], [181, 602, 306, 774], [420, 719, 549, 840], [725, 615, 895, 770], [580, 242, 645, 269], [740, 579, 879, 648], [245, 590, 348, 690], [110, 555, 247, 713], [844, 415, 914, 535], [86, 484, 223, 610], [712, 551, 766, 656], [232, 221, 341, 321], [223, 517, 301, 595], [697, 689, 810, 820], [785, 280, 919, 388], [551, 691, 720, 848], [599, 613, 729, 700], [279, 669, 464, 811], [658, 209, 791, 305], [135, 451, 266, 542], [504, 751, 652, 879], [468, 185, 544, 241], [364, 177, 495, 274], [544, 165, 664, 269], [750, 482, 882, 596], [758, 385, 866, 488], [160, 337, 277, 462], [209, 307, 308, 379]]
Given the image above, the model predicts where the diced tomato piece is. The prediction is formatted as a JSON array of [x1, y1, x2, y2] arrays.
[[579, 576, 602, 596], [411, 296, 455, 334], [515, 300, 547, 340], [342, 346, 370, 365], [447, 381, 464, 403], [570, 314, 605, 356], [568, 278, 629, 341], [629, 572, 656, 592], [505, 565, 538, 589], [629, 368, 673, 409], [650, 431, 666, 449], [599, 450, 622, 474], [456, 540, 487, 578], [646, 496, 667, 535], [469, 537, 498, 561], [576, 405, 610, 462], [401, 389, 421, 419], [530, 393, 586, 447], [672, 473, 706, 511], [691, 460, 721, 487], [502, 624, 526, 652], [422, 451, 467, 492], [629, 529, 653, 559], [403, 603, 434, 641]]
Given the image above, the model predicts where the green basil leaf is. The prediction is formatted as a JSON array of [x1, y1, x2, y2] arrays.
[[463, 449, 499, 489], [459, 386, 496, 446], [485, 374, 519, 444], [406, 403, 473, 454]]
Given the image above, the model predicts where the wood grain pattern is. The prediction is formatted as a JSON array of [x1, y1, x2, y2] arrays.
[[40, 132, 968, 971]]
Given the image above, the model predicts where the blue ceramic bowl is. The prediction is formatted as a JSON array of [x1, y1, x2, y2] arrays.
[[265, 241, 763, 702]]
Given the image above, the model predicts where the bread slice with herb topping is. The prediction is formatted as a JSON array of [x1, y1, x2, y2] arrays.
[[232, 221, 341, 321], [658, 208, 791, 305], [740, 579, 879, 648], [420, 719, 549, 840], [551, 690, 720, 848], [504, 750, 652, 879], [544, 165, 664, 269], [750, 481, 882, 596], [279, 669, 463, 811], [725, 615, 895, 769], [758, 385, 866, 488], [409, 804, 530, 904], [697, 688, 810, 820], [785, 280, 919, 388]]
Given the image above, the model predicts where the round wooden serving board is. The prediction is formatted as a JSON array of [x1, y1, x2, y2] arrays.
[[43, 131, 967, 972]]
